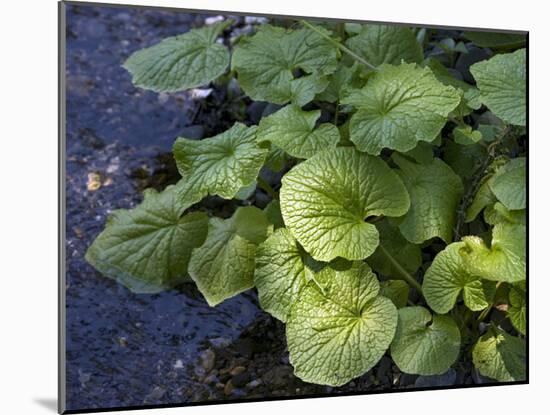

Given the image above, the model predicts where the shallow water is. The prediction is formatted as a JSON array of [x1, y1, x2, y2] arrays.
[[64, 4, 263, 410]]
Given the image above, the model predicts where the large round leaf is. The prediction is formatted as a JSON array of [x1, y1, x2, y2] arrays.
[[341, 63, 461, 155], [392, 154, 464, 244], [390, 306, 461, 375], [470, 49, 526, 126], [286, 263, 397, 386], [280, 147, 410, 262]]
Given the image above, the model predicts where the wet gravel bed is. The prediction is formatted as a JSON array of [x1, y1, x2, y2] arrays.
[[63, 3, 488, 412]]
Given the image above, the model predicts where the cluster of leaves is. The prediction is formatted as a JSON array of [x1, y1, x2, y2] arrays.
[[86, 19, 527, 387]]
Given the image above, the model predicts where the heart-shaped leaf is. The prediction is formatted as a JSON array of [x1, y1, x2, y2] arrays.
[[286, 262, 398, 386], [391, 306, 461, 375], [280, 147, 410, 261], [342, 63, 461, 155], [173, 123, 267, 200]]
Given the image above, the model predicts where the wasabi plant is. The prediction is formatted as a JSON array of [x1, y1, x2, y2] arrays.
[[86, 19, 527, 387]]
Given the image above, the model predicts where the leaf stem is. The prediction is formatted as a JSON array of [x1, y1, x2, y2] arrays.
[[378, 246, 423, 295], [257, 176, 278, 200], [300, 20, 377, 71]]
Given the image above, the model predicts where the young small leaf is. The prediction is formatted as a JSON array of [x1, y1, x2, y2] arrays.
[[472, 326, 526, 382], [390, 306, 461, 375], [257, 105, 340, 159], [188, 206, 269, 306], [85, 183, 208, 293], [470, 49, 526, 126], [231, 24, 338, 105], [453, 125, 483, 146], [173, 123, 267, 200], [393, 154, 464, 244], [423, 242, 495, 314], [463, 31, 526, 49], [460, 223, 526, 283], [342, 63, 461, 155], [123, 22, 230, 92], [280, 147, 410, 262], [286, 263, 398, 386]]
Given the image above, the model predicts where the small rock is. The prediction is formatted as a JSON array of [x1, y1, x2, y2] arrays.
[[200, 348, 216, 372], [247, 101, 268, 124], [158, 93, 170, 105], [263, 366, 293, 389], [231, 371, 251, 388], [78, 369, 91, 387], [118, 336, 128, 347], [230, 366, 246, 376], [173, 359, 184, 369], [205, 15, 225, 25], [244, 16, 269, 25], [415, 369, 457, 388], [144, 386, 166, 402], [190, 88, 213, 100], [246, 379, 262, 389], [224, 380, 235, 396], [376, 356, 392, 381], [203, 373, 218, 384], [87, 172, 102, 191], [209, 337, 232, 348]]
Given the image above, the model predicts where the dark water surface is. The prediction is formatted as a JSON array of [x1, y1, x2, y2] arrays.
[[64, 4, 263, 410]]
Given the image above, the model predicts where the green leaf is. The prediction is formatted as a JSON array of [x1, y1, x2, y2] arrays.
[[255, 228, 323, 322], [280, 147, 410, 261], [380, 280, 410, 308], [85, 184, 208, 293], [286, 263, 398, 386], [402, 141, 435, 165], [484, 202, 526, 226], [443, 140, 487, 182], [367, 219, 422, 279], [123, 22, 230, 92], [489, 157, 526, 210], [342, 63, 461, 155], [173, 123, 267, 199], [231, 25, 338, 104], [460, 222, 526, 283], [464, 31, 526, 49], [472, 326, 526, 382], [345, 25, 423, 67], [390, 306, 461, 375], [393, 154, 464, 244], [453, 125, 483, 146], [188, 206, 269, 306], [470, 49, 526, 126], [465, 177, 497, 223], [423, 242, 495, 314], [264, 200, 285, 230], [257, 105, 340, 159], [263, 144, 287, 172], [316, 62, 363, 103], [508, 282, 526, 335]]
